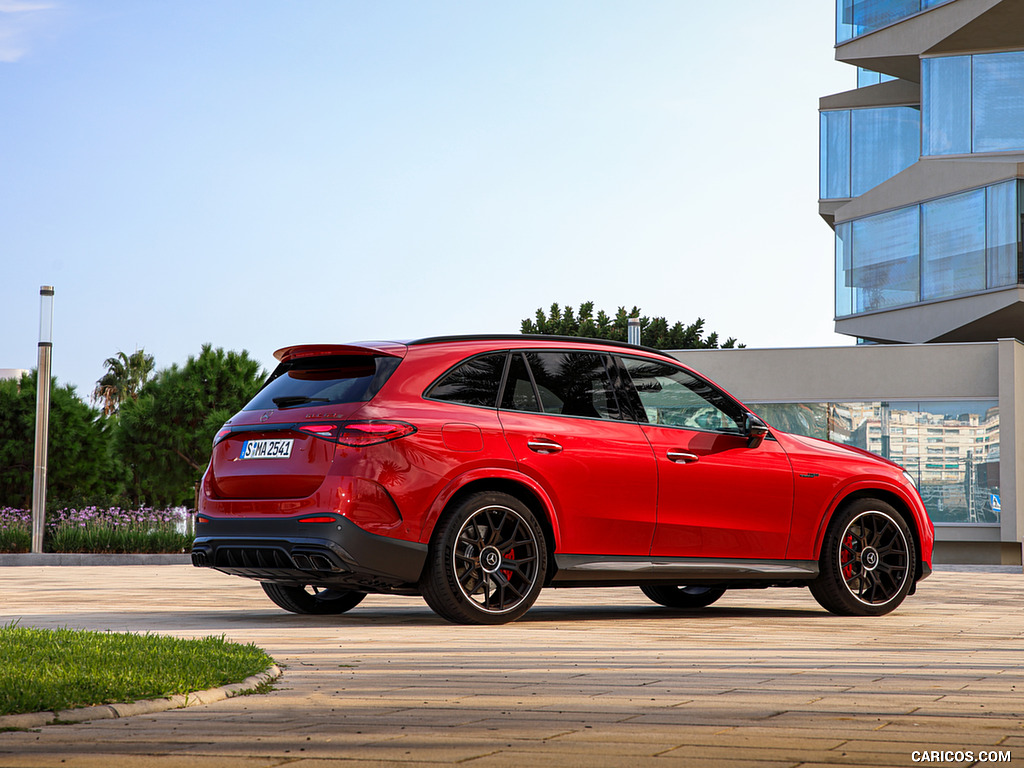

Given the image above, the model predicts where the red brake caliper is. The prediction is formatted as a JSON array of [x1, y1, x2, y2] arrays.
[[501, 549, 515, 581], [841, 534, 855, 579]]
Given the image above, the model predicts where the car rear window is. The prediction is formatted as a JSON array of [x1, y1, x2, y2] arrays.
[[244, 355, 402, 411]]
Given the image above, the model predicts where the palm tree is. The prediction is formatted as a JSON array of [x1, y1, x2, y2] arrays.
[[92, 350, 155, 416]]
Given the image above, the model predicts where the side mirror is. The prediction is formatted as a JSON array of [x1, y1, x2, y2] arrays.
[[745, 413, 769, 449]]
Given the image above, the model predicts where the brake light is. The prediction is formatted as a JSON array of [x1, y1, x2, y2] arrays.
[[297, 424, 336, 436], [297, 420, 416, 446], [212, 428, 232, 447], [339, 421, 416, 445]]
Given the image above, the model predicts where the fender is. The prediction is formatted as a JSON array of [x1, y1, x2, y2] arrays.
[[418, 467, 562, 548], [811, 476, 930, 560]]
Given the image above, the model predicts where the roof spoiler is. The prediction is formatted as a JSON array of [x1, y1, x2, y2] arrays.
[[273, 342, 407, 362]]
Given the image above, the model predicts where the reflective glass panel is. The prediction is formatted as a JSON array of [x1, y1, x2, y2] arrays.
[[857, 68, 897, 88], [922, 189, 985, 300], [835, 222, 854, 317], [851, 206, 920, 312], [972, 51, 1024, 153], [851, 107, 920, 196], [820, 111, 851, 199], [747, 400, 1000, 525], [837, 0, 919, 42], [986, 181, 1018, 288], [923, 56, 971, 156]]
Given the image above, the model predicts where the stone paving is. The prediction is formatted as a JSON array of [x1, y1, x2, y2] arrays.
[[0, 565, 1021, 767]]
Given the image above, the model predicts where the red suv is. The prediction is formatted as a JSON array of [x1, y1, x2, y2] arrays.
[[192, 335, 934, 624]]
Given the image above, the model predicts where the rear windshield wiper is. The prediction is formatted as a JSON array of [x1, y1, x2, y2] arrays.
[[272, 396, 331, 408]]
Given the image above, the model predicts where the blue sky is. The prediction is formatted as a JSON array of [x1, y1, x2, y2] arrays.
[[1, 1, 851, 397]]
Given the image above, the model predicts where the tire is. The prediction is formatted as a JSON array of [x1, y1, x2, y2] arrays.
[[640, 584, 726, 609], [261, 582, 367, 615], [420, 491, 547, 625], [809, 498, 916, 616]]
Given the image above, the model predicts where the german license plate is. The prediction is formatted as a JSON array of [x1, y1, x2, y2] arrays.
[[240, 439, 294, 459]]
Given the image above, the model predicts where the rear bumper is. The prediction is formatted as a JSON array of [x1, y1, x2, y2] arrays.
[[191, 514, 427, 589]]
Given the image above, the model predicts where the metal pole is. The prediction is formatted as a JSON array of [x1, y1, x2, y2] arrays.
[[31, 286, 54, 554], [627, 317, 641, 346]]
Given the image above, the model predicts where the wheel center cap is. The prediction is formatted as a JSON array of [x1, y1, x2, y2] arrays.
[[480, 547, 502, 573], [862, 547, 879, 571]]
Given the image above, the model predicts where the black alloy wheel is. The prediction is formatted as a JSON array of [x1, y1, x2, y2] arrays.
[[421, 491, 547, 625], [810, 498, 916, 616], [640, 584, 727, 609], [261, 582, 367, 615]]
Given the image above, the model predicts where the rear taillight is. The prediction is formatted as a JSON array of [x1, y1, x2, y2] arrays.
[[297, 420, 416, 447], [212, 428, 232, 447]]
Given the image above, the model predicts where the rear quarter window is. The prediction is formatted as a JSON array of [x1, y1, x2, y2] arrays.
[[425, 352, 508, 408], [245, 355, 401, 411]]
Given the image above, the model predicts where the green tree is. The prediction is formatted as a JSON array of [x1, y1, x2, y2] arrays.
[[116, 345, 266, 507], [0, 372, 121, 509], [92, 349, 155, 416], [521, 302, 743, 349]]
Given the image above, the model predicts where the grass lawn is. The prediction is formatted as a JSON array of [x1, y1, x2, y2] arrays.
[[0, 625, 274, 717]]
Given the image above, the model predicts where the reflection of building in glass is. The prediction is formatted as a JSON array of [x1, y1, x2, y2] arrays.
[[749, 400, 1000, 525]]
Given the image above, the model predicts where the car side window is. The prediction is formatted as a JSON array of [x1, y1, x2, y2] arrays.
[[620, 356, 745, 434], [426, 352, 508, 408], [520, 351, 627, 421], [500, 353, 542, 412]]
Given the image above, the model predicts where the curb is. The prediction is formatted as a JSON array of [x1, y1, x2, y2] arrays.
[[0, 554, 192, 566], [0, 665, 281, 730]]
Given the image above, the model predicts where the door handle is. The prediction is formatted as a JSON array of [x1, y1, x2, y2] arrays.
[[527, 439, 563, 454], [666, 450, 699, 463]]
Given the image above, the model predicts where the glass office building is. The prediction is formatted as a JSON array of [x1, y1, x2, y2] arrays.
[[819, 0, 1024, 345]]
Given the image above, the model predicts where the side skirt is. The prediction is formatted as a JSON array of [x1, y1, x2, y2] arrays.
[[551, 555, 819, 588]]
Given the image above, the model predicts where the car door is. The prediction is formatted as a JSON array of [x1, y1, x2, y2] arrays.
[[497, 350, 658, 556], [617, 355, 794, 559]]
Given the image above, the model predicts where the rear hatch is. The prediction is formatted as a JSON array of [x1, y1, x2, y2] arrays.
[[208, 344, 405, 500]]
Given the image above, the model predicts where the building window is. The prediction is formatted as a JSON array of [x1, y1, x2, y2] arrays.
[[836, 180, 1021, 317], [837, 0, 955, 44], [820, 111, 851, 199], [748, 400, 1000, 525], [924, 51, 1024, 156], [820, 107, 920, 200], [922, 56, 970, 155], [836, 206, 920, 314], [922, 189, 985, 300], [857, 68, 898, 88]]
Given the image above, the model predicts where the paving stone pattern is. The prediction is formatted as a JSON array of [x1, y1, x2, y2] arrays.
[[0, 566, 1021, 767]]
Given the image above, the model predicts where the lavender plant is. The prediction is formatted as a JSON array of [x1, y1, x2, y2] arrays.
[[0, 508, 31, 552], [0, 506, 193, 554]]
